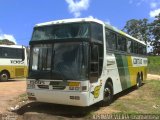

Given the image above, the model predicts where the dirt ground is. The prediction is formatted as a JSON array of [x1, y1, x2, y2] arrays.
[[147, 74, 160, 80], [0, 79, 26, 114], [0, 74, 160, 119]]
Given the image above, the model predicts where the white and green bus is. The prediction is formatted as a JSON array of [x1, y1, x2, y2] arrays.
[[27, 18, 147, 106], [0, 45, 28, 81]]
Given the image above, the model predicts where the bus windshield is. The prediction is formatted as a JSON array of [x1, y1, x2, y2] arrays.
[[30, 42, 88, 80], [31, 23, 90, 41]]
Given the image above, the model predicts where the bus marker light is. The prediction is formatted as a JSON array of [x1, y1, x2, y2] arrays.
[[69, 86, 80, 90], [75, 96, 80, 100], [70, 96, 74, 99], [75, 87, 80, 90], [82, 86, 87, 91], [69, 87, 74, 90]]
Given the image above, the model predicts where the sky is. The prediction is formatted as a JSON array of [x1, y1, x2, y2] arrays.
[[0, 0, 160, 46]]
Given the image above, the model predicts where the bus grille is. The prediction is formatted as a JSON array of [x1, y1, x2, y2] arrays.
[[37, 85, 49, 89], [52, 86, 66, 90], [15, 68, 24, 77], [37, 85, 65, 90], [50, 81, 66, 90]]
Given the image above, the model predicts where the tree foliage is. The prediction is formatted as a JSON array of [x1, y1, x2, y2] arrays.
[[122, 18, 150, 44], [149, 13, 160, 55], [150, 13, 160, 41], [0, 39, 15, 45], [123, 14, 160, 55]]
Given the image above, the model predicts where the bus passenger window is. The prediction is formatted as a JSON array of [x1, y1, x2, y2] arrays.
[[105, 29, 117, 50], [127, 40, 132, 53], [0, 48, 1, 58], [138, 44, 143, 55], [133, 42, 138, 54], [143, 45, 146, 55], [117, 36, 126, 52]]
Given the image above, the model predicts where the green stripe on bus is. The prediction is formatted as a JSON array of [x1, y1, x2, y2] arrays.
[[122, 55, 131, 88], [115, 54, 131, 90]]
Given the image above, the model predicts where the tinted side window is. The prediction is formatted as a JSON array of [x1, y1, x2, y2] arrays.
[[127, 39, 133, 53], [0, 47, 24, 59], [143, 45, 147, 55], [138, 44, 143, 55], [0, 48, 2, 58], [133, 42, 138, 54], [117, 36, 126, 52], [105, 29, 117, 50], [91, 23, 103, 42]]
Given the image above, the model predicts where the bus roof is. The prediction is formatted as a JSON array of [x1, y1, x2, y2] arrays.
[[35, 18, 146, 45], [35, 17, 104, 27], [0, 45, 24, 49]]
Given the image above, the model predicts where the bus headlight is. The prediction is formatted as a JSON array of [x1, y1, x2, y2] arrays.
[[69, 86, 81, 91], [81, 86, 87, 91], [27, 81, 35, 89]]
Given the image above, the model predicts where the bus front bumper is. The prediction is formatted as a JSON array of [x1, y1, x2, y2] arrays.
[[27, 89, 90, 107]]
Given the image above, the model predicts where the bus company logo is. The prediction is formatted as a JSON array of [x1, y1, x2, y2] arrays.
[[91, 80, 103, 98], [91, 85, 101, 98], [133, 58, 142, 65], [143, 59, 148, 64], [10, 60, 24, 64], [95, 86, 101, 98], [35, 80, 45, 85]]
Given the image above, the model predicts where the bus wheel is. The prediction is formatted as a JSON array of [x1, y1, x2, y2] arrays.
[[136, 74, 142, 88], [0, 72, 9, 82], [100, 82, 113, 106]]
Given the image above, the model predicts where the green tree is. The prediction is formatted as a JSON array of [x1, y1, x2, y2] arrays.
[[122, 18, 151, 44], [0, 39, 15, 45], [149, 13, 160, 55]]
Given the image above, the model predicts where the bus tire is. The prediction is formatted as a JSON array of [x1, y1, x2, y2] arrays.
[[141, 72, 143, 82], [136, 74, 142, 88], [0, 71, 9, 82], [99, 82, 113, 106]]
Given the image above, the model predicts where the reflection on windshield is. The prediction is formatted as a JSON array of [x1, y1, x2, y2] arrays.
[[32, 23, 89, 41], [32, 44, 52, 71], [30, 43, 88, 80]]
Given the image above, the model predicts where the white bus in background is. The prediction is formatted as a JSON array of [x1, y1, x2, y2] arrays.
[[27, 18, 147, 106], [0, 45, 28, 81]]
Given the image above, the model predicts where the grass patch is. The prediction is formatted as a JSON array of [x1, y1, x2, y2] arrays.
[[148, 56, 160, 75], [112, 80, 160, 114], [18, 93, 28, 102], [92, 80, 160, 115]]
